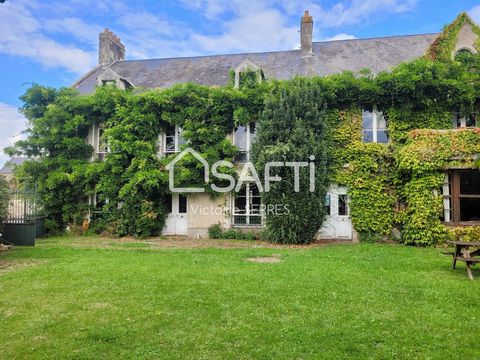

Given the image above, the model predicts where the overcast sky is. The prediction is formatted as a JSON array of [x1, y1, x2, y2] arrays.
[[1, 0, 480, 166]]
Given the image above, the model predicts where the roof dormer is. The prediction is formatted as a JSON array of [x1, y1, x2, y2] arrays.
[[234, 59, 264, 89]]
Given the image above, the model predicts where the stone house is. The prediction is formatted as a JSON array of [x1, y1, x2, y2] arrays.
[[74, 12, 480, 240]]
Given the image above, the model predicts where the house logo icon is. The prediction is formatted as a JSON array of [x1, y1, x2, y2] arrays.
[[165, 148, 209, 193]]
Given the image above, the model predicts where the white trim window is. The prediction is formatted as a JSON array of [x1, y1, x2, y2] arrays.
[[233, 122, 256, 162], [453, 111, 477, 128], [232, 183, 262, 226], [164, 124, 185, 154], [440, 174, 452, 223], [93, 124, 108, 161], [163, 125, 185, 154], [89, 192, 109, 220], [362, 109, 388, 143]]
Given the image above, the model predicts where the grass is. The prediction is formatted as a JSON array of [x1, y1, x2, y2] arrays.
[[1, 236, 480, 359]]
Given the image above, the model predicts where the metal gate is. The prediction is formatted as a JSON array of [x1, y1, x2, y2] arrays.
[[1, 187, 44, 246]]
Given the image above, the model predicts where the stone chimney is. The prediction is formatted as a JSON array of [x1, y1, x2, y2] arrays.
[[301, 11, 313, 55], [99, 28, 125, 68]]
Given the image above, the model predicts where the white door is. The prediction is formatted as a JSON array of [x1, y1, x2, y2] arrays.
[[163, 194, 188, 235], [319, 185, 353, 240]]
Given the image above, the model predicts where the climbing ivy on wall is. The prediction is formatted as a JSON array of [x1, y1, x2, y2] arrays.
[[6, 24, 480, 244], [426, 13, 480, 62]]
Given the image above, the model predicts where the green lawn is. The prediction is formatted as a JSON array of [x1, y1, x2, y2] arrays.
[[1, 237, 479, 359]]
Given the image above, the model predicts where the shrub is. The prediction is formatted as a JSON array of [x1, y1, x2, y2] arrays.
[[208, 224, 222, 239], [208, 224, 256, 240], [450, 226, 480, 243]]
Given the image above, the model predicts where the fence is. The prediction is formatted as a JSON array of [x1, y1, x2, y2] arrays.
[[1, 187, 45, 246]]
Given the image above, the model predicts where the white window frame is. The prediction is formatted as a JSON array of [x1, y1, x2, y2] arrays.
[[441, 173, 452, 223], [232, 182, 263, 227], [163, 125, 183, 154], [452, 111, 478, 128], [233, 122, 256, 162], [88, 192, 109, 221], [92, 124, 109, 161], [362, 108, 388, 144]]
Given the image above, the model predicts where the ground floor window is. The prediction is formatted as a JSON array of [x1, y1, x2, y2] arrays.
[[89, 192, 109, 220], [232, 183, 262, 226], [441, 170, 480, 225]]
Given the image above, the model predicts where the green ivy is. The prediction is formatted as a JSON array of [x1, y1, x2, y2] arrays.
[[6, 45, 480, 245], [426, 13, 480, 62]]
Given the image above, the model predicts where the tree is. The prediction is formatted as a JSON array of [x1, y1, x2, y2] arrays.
[[252, 79, 334, 244]]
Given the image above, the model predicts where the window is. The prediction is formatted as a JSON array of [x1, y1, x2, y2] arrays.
[[165, 193, 173, 213], [455, 49, 475, 63], [233, 122, 256, 162], [338, 194, 348, 216], [89, 192, 108, 219], [102, 80, 116, 87], [453, 111, 477, 128], [441, 174, 452, 223], [165, 194, 187, 214], [179, 195, 187, 214], [362, 109, 388, 143], [97, 128, 108, 153], [94, 124, 108, 161], [163, 124, 185, 154], [324, 194, 331, 216], [233, 183, 262, 226], [442, 170, 480, 225]]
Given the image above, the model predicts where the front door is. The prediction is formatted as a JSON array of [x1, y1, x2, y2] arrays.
[[163, 194, 188, 235], [319, 185, 353, 240]]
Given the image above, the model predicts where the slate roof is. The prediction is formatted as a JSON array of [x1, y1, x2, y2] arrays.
[[0, 157, 29, 175], [74, 33, 439, 94]]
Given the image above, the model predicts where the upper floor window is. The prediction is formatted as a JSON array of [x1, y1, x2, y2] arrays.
[[93, 124, 108, 161], [455, 48, 475, 63], [453, 111, 477, 128], [234, 59, 264, 89], [102, 80, 116, 87], [164, 124, 185, 154], [362, 109, 387, 143], [97, 127, 108, 154], [233, 122, 256, 162]]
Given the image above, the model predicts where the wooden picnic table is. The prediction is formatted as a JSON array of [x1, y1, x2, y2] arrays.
[[447, 241, 480, 280]]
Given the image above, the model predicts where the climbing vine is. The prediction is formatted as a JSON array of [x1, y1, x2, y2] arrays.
[[426, 12, 480, 62], [6, 13, 480, 244]]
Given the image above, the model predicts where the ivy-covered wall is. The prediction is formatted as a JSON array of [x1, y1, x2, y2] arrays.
[[426, 12, 480, 62], [7, 14, 480, 244]]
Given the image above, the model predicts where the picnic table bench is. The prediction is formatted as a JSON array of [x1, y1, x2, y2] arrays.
[[447, 241, 480, 280]]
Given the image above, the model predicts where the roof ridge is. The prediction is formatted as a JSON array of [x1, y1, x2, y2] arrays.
[[112, 33, 439, 64], [315, 32, 440, 44]]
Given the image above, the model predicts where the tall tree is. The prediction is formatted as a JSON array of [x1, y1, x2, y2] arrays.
[[252, 79, 334, 244]]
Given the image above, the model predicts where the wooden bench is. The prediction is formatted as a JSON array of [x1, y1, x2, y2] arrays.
[[447, 241, 480, 280]]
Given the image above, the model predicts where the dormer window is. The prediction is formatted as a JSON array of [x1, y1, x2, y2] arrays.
[[102, 80, 116, 86], [233, 122, 256, 162], [454, 48, 475, 63], [164, 124, 185, 154], [362, 109, 388, 143], [453, 111, 477, 128], [234, 59, 264, 89]]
